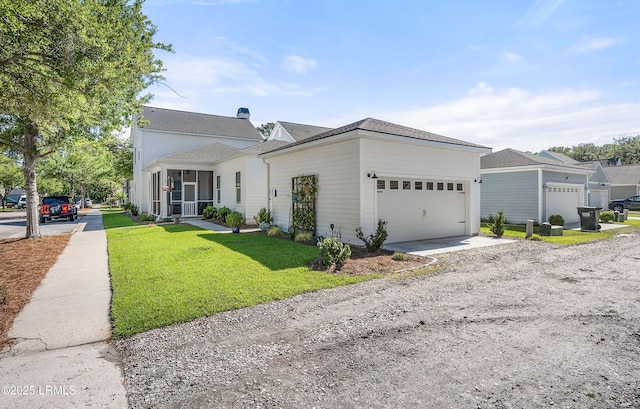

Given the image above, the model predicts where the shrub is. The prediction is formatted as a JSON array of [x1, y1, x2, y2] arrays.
[[255, 207, 272, 224], [294, 231, 313, 242], [548, 214, 564, 226], [225, 211, 244, 228], [489, 210, 506, 238], [217, 206, 231, 221], [599, 211, 615, 223], [202, 206, 217, 220], [259, 221, 271, 231], [317, 238, 351, 266], [392, 252, 408, 261], [139, 214, 156, 222], [130, 204, 139, 216], [355, 219, 389, 252], [267, 226, 283, 236]]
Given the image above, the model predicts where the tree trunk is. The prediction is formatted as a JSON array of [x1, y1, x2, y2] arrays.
[[23, 123, 41, 239]]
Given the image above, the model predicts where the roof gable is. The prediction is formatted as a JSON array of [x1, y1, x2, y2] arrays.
[[263, 117, 489, 155], [137, 106, 263, 140], [277, 121, 331, 142], [603, 164, 640, 185], [482, 149, 591, 170], [538, 150, 580, 164]]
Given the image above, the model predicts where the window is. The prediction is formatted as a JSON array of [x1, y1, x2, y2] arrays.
[[457, 183, 463, 191], [415, 181, 423, 190], [437, 182, 444, 191], [390, 180, 399, 190], [216, 175, 221, 204], [235, 171, 241, 204], [377, 180, 386, 190], [403, 181, 411, 190], [426, 182, 434, 191], [447, 183, 454, 191]]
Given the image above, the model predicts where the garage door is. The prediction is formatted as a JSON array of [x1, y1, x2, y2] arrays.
[[377, 178, 466, 243], [588, 189, 608, 209], [545, 183, 584, 224]]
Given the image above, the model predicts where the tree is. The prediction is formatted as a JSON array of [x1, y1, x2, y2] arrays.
[[0, 0, 171, 238], [548, 135, 640, 165], [256, 122, 275, 138], [0, 155, 23, 208]]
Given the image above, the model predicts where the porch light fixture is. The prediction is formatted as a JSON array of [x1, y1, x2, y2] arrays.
[[474, 178, 483, 183], [565, 176, 570, 180], [367, 171, 378, 179]]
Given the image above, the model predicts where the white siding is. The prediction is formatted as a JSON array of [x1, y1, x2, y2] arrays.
[[214, 157, 246, 216], [268, 139, 361, 243], [244, 157, 269, 223], [360, 138, 482, 236]]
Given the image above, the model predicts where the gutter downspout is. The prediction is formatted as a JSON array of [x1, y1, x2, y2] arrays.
[[262, 158, 272, 220], [538, 168, 543, 223]]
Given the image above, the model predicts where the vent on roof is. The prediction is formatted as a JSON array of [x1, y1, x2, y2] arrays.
[[237, 107, 250, 119]]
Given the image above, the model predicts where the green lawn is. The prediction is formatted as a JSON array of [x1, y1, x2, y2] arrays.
[[102, 211, 138, 229], [106, 221, 373, 337], [481, 222, 636, 245]]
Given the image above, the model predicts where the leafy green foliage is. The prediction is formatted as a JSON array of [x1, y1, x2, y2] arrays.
[[294, 232, 313, 242], [255, 207, 272, 224], [356, 219, 389, 252], [599, 211, 615, 223], [256, 122, 275, 138], [549, 135, 640, 165], [217, 206, 231, 222], [225, 211, 244, 228], [317, 238, 351, 266], [202, 206, 217, 219], [489, 210, 506, 238], [0, 155, 23, 207], [267, 226, 283, 236], [392, 252, 408, 261], [548, 214, 564, 226]]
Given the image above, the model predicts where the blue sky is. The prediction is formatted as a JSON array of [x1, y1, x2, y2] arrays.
[[142, 0, 640, 152]]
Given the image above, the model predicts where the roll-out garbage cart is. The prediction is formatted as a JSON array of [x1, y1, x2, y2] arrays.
[[577, 206, 600, 231]]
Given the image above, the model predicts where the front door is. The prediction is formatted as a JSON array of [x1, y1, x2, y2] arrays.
[[183, 182, 197, 216]]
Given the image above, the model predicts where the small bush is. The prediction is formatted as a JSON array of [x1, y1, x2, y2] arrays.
[[294, 231, 313, 242], [599, 211, 615, 223], [225, 211, 244, 228], [392, 252, 408, 261], [548, 214, 564, 226], [217, 206, 231, 221], [267, 226, 283, 236], [489, 210, 506, 238], [355, 219, 389, 252], [202, 206, 217, 219], [317, 238, 351, 266], [259, 221, 271, 231], [255, 207, 272, 224], [138, 214, 156, 222], [130, 204, 139, 216]]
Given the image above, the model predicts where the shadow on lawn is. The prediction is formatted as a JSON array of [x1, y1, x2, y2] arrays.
[[196, 232, 318, 271]]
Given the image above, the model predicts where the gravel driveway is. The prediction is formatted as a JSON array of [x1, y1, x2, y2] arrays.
[[116, 233, 640, 408]]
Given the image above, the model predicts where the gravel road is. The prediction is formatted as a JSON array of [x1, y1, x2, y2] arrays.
[[116, 233, 640, 408]]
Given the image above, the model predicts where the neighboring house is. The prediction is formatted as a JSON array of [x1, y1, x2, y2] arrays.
[[481, 149, 594, 224], [602, 164, 640, 200], [131, 106, 264, 218], [268, 121, 331, 143], [538, 150, 611, 208], [260, 118, 491, 244]]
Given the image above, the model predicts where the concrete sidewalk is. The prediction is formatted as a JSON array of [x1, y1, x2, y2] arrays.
[[0, 210, 127, 408]]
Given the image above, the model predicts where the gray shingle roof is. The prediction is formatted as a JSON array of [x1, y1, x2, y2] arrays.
[[156, 143, 240, 163], [278, 121, 332, 142], [539, 150, 580, 164], [263, 117, 489, 154], [138, 106, 263, 140], [603, 164, 640, 185], [241, 140, 291, 154], [481, 149, 590, 170]]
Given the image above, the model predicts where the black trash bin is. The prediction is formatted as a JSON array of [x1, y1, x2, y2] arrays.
[[577, 206, 600, 231]]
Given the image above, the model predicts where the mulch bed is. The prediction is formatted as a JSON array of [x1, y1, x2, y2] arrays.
[[0, 235, 70, 348]]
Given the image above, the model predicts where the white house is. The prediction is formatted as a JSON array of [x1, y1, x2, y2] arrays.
[[260, 118, 491, 244], [131, 106, 264, 219]]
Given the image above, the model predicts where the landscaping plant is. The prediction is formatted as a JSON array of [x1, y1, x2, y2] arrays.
[[356, 219, 389, 252], [255, 207, 272, 224], [225, 211, 244, 228], [317, 237, 351, 266], [548, 214, 564, 226], [202, 206, 217, 220], [489, 210, 506, 238], [599, 211, 615, 223], [267, 226, 283, 236], [294, 232, 313, 242], [217, 206, 231, 222]]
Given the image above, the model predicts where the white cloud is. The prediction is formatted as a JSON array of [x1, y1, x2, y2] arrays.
[[519, 0, 565, 27], [501, 52, 523, 63], [373, 85, 640, 153], [571, 36, 625, 54], [281, 55, 318, 74]]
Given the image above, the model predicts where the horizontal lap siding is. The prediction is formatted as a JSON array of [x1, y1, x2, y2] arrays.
[[481, 171, 538, 223], [269, 140, 360, 243], [215, 157, 245, 215], [244, 158, 269, 223]]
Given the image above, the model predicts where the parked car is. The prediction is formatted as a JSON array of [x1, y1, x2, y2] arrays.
[[39, 196, 77, 223], [5, 197, 18, 208], [17, 195, 27, 209], [608, 195, 640, 212]]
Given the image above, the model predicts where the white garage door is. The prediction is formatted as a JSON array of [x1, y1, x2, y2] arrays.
[[377, 178, 466, 243], [588, 189, 608, 209], [545, 183, 584, 224]]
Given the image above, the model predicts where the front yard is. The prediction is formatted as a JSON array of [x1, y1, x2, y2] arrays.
[[106, 218, 376, 338]]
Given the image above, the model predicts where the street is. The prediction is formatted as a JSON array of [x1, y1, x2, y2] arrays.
[[0, 211, 80, 240]]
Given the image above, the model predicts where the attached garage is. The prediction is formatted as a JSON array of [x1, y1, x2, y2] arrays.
[[377, 178, 466, 243], [545, 183, 584, 224]]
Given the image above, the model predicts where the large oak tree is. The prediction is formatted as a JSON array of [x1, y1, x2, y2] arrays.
[[0, 0, 170, 237]]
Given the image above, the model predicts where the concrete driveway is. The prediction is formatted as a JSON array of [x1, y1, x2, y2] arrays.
[[384, 235, 514, 256]]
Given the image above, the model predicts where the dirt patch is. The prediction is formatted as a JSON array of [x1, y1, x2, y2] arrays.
[[0, 235, 70, 348], [309, 245, 432, 275]]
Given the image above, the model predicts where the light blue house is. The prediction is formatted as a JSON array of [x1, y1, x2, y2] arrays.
[[481, 149, 594, 224]]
